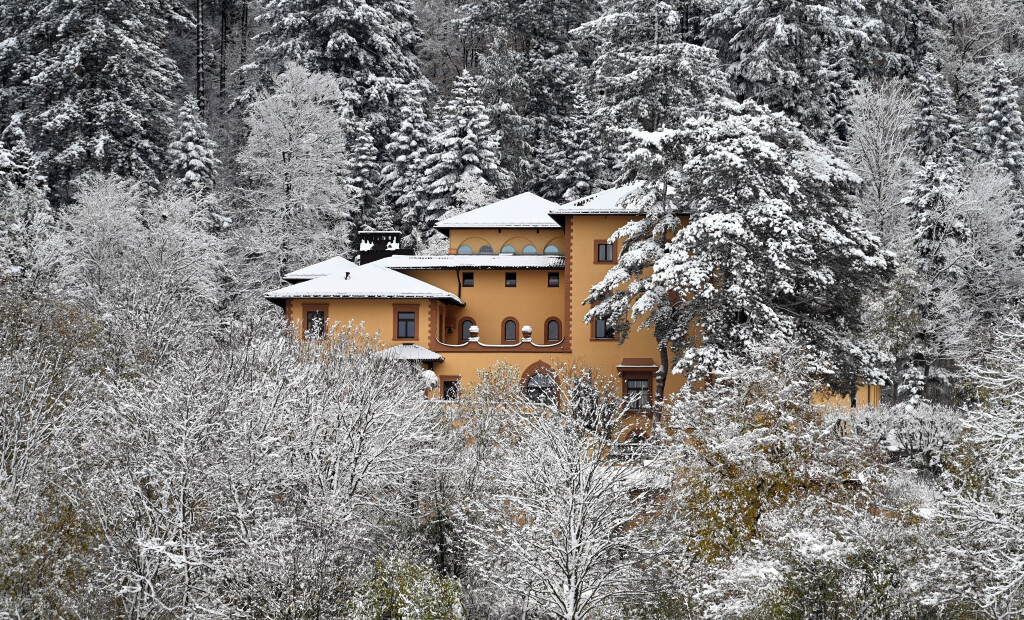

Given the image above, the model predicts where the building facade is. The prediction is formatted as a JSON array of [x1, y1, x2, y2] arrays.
[[267, 186, 881, 431]]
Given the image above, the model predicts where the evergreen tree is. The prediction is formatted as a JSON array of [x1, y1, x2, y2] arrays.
[[536, 94, 617, 202], [0, 117, 46, 194], [380, 90, 434, 231], [348, 128, 382, 230], [575, 0, 727, 132], [900, 162, 967, 405], [4, 0, 181, 200], [418, 72, 505, 231], [911, 54, 963, 165], [973, 60, 1024, 179], [704, 0, 869, 141], [588, 98, 892, 400], [167, 97, 220, 193], [253, 0, 428, 145]]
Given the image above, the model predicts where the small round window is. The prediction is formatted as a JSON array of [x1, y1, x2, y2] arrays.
[[544, 244, 560, 255], [479, 245, 494, 254], [457, 244, 472, 255], [500, 244, 516, 254], [522, 245, 537, 254]]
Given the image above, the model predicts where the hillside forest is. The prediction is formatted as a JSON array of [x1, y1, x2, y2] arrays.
[[3, 0, 1024, 618]]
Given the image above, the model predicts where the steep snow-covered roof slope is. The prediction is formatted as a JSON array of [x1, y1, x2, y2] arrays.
[[549, 183, 646, 215], [435, 192, 561, 229], [266, 264, 464, 305], [376, 255, 565, 270], [283, 256, 360, 282]]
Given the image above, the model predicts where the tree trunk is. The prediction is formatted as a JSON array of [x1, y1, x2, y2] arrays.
[[219, 0, 230, 99], [239, 0, 249, 88], [654, 343, 668, 425], [196, 0, 206, 111]]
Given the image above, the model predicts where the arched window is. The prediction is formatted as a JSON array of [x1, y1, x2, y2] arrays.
[[503, 319, 518, 343], [457, 244, 473, 254], [500, 244, 516, 254], [525, 372, 557, 406], [546, 319, 560, 343], [479, 245, 494, 254], [460, 319, 474, 343], [522, 244, 537, 254], [544, 244, 560, 255]]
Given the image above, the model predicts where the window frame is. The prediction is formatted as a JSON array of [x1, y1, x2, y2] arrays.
[[548, 272, 560, 287], [462, 271, 475, 287], [301, 303, 329, 339], [460, 317, 476, 343], [522, 244, 537, 254], [500, 244, 516, 254], [595, 240, 616, 264], [545, 317, 561, 343], [440, 376, 461, 401], [457, 244, 473, 255], [393, 304, 419, 340], [479, 244, 494, 254], [502, 317, 519, 343], [593, 317, 615, 340], [505, 272, 517, 287], [543, 244, 560, 255], [622, 372, 654, 410]]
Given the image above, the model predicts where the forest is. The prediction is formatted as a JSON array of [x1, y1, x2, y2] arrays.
[[3, 0, 1024, 617]]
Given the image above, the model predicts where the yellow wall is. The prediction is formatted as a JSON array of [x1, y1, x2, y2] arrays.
[[448, 229, 566, 255], [286, 298, 432, 349]]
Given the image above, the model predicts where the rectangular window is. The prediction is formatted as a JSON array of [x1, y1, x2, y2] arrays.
[[505, 272, 517, 287], [548, 272, 560, 287], [395, 307, 419, 340], [595, 318, 614, 340], [305, 310, 326, 338], [596, 243, 615, 263], [442, 380, 459, 401], [625, 378, 651, 409], [463, 272, 474, 287]]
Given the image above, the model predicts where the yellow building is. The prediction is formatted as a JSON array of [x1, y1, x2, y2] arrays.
[[267, 186, 880, 421]]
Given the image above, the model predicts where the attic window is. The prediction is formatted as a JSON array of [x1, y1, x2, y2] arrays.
[[500, 244, 515, 254], [522, 245, 537, 254], [544, 244, 560, 255], [457, 244, 472, 254], [479, 245, 494, 255]]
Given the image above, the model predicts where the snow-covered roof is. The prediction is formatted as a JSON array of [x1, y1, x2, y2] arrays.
[[283, 256, 360, 282], [376, 254, 565, 270], [435, 193, 561, 230], [380, 343, 445, 362], [549, 183, 646, 215], [266, 264, 465, 305]]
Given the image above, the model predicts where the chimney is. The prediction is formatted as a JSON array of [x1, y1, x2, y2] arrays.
[[356, 230, 412, 264]]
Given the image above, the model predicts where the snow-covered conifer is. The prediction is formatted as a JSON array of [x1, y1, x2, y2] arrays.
[[167, 97, 220, 193], [704, 0, 868, 140], [911, 54, 964, 165], [973, 60, 1024, 179], [0, 117, 46, 193], [536, 94, 617, 202], [380, 88, 433, 230], [348, 128, 382, 229], [5, 0, 181, 199], [418, 71, 505, 230], [574, 0, 727, 132], [611, 98, 890, 396]]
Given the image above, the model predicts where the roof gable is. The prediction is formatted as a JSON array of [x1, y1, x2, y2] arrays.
[[549, 183, 646, 215], [435, 192, 561, 230]]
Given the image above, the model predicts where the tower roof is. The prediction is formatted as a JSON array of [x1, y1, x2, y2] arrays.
[[435, 192, 561, 230]]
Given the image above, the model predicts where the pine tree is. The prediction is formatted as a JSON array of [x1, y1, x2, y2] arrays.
[[5, 0, 181, 200], [536, 94, 616, 202], [380, 90, 434, 231], [348, 128, 382, 229], [899, 162, 967, 405], [588, 98, 892, 399], [911, 54, 963, 165], [418, 72, 505, 230], [253, 0, 427, 145], [575, 0, 727, 132], [0, 117, 46, 194], [704, 0, 869, 141], [973, 60, 1024, 179], [167, 97, 220, 193]]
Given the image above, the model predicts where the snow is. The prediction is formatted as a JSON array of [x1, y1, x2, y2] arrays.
[[283, 255, 360, 282], [549, 183, 646, 215], [267, 263, 465, 305], [376, 254, 565, 270], [379, 343, 445, 362], [434, 192, 561, 229]]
